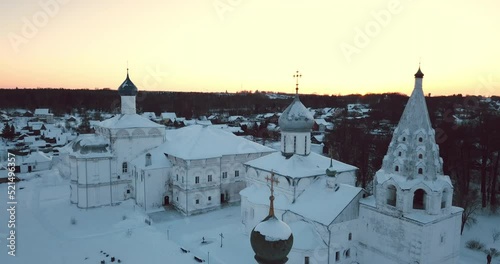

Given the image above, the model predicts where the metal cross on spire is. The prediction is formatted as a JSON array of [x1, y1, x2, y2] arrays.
[[293, 70, 302, 95], [265, 171, 279, 217], [126, 60, 129, 77]]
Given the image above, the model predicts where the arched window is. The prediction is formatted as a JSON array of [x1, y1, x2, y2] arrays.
[[398, 151, 402, 157], [387, 185, 397, 206], [395, 166, 399, 172], [418, 137, 423, 142], [441, 189, 448, 209], [418, 153, 423, 159], [413, 189, 426, 210], [402, 137, 406, 142], [145, 153, 152, 166], [348, 233, 352, 241], [418, 168, 423, 174], [122, 162, 128, 173]]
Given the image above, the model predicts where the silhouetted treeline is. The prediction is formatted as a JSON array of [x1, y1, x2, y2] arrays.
[[0, 88, 411, 119]]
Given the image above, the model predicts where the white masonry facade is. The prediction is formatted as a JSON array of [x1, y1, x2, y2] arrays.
[[62, 71, 274, 212], [241, 68, 463, 264]]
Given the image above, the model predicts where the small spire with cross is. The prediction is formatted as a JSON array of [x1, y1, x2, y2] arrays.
[[293, 70, 302, 95], [126, 60, 129, 77], [265, 171, 279, 217]]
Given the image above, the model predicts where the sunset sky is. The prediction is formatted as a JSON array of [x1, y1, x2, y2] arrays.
[[1, 0, 499, 96]]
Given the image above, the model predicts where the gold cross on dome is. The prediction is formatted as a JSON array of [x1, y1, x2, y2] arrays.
[[265, 172, 279, 197], [293, 70, 302, 95], [265, 172, 279, 216]]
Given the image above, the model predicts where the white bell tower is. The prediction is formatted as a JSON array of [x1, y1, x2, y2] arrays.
[[358, 67, 463, 264]]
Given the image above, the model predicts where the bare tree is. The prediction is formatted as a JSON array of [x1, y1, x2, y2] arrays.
[[459, 189, 481, 235]]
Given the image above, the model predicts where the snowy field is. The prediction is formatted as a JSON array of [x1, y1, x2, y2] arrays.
[[0, 168, 498, 264]]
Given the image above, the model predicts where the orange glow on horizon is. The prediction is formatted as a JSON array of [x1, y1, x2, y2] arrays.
[[1, 0, 499, 97]]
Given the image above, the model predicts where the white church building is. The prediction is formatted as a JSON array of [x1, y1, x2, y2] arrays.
[[240, 68, 463, 264], [60, 70, 274, 212]]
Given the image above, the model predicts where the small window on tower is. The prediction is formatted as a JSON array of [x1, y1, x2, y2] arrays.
[[145, 153, 152, 166], [418, 168, 423, 174], [294, 136, 297, 152], [395, 166, 399, 172], [348, 233, 352, 241], [418, 153, 423, 159], [208, 175, 212, 182], [419, 137, 423, 142], [398, 151, 402, 157], [122, 162, 128, 173], [235, 170, 239, 177], [208, 196, 211, 201], [402, 137, 406, 142], [284, 135, 287, 152], [195, 176, 200, 184], [304, 136, 307, 155], [196, 199, 199, 204]]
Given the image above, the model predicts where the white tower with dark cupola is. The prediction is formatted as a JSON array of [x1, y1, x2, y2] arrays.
[[118, 68, 138, 114], [357, 67, 463, 264], [278, 70, 315, 158]]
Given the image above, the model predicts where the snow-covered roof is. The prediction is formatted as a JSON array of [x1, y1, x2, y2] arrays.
[[375, 169, 452, 191], [142, 112, 156, 119], [163, 125, 274, 160], [97, 114, 164, 129], [160, 112, 177, 120], [28, 121, 45, 130], [34, 108, 50, 115], [263, 113, 277, 118], [23, 151, 52, 164], [240, 184, 289, 210], [183, 119, 197, 126], [314, 118, 329, 126], [228, 115, 245, 122], [404, 206, 463, 224], [245, 152, 357, 179], [287, 178, 362, 225], [360, 195, 463, 224], [210, 124, 243, 134], [196, 120, 212, 126], [65, 134, 113, 158], [312, 134, 324, 143], [130, 143, 173, 170], [288, 221, 326, 250]]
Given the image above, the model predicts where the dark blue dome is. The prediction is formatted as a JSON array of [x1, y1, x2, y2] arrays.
[[414, 67, 424, 78], [118, 71, 138, 96]]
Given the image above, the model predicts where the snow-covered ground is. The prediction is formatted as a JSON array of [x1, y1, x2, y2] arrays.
[[0, 168, 498, 263]]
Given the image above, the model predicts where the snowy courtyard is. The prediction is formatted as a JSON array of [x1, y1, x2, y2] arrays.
[[0, 169, 499, 264]]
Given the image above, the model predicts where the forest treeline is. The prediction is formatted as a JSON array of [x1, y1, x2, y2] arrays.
[[0, 88, 413, 119]]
